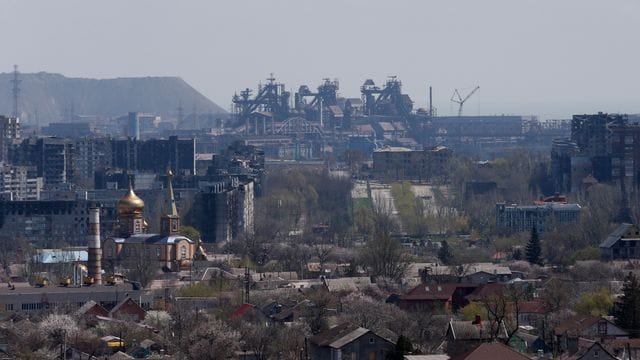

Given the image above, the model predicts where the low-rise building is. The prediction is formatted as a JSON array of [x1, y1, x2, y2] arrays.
[[399, 283, 477, 311], [496, 202, 581, 232], [309, 323, 395, 360], [554, 315, 628, 354], [599, 223, 640, 260]]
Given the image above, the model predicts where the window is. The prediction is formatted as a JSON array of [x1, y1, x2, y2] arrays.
[[4, 304, 13, 311], [181, 246, 187, 259], [369, 337, 375, 344], [156, 247, 161, 258], [597, 321, 607, 336]]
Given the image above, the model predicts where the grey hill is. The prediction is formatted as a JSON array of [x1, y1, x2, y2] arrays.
[[0, 71, 226, 124]]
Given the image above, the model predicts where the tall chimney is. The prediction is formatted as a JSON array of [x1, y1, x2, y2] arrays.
[[429, 86, 433, 117], [87, 207, 102, 285]]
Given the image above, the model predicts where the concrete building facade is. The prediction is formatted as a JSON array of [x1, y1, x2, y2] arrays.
[[372, 145, 451, 181], [0, 165, 42, 200], [496, 202, 581, 232]]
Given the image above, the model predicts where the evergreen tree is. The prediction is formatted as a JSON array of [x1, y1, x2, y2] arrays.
[[387, 335, 414, 360], [525, 226, 542, 265], [614, 272, 640, 338], [438, 240, 454, 265]]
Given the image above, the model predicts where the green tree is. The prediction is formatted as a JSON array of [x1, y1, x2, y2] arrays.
[[460, 302, 487, 322], [614, 272, 640, 338], [574, 288, 613, 316], [526, 226, 542, 265], [437, 240, 454, 265], [387, 335, 414, 359], [180, 225, 201, 241]]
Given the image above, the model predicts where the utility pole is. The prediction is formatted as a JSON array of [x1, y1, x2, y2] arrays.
[[243, 265, 251, 303], [11, 65, 20, 118]]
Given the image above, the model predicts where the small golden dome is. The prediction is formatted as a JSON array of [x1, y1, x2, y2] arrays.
[[117, 183, 144, 215]]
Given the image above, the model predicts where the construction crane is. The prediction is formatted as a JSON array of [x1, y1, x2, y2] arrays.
[[450, 86, 480, 117]]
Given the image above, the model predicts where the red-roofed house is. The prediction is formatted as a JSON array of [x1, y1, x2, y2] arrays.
[[464, 283, 506, 302], [399, 283, 477, 311], [109, 298, 146, 322], [450, 342, 530, 360], [517, 300, 548, 328]]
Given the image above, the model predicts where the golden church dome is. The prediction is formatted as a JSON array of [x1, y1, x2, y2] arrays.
[[117, 184, 145, 215]]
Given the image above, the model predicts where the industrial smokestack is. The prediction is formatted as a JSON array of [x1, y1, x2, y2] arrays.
[[87, 207, 102, 285], [429, 86, 433, 117]]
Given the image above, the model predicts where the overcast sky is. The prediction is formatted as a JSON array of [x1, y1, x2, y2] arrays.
[[1, 0, 638, 119]]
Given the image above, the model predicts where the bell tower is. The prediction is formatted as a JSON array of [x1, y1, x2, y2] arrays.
[[160, 169, 180, 236]]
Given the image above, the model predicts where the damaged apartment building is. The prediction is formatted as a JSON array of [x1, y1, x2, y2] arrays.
[[551, 113, 640, 193]]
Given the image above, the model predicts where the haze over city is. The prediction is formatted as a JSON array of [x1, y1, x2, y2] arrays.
[[1, 0, 639, 119], [2, 1, 640, 359]]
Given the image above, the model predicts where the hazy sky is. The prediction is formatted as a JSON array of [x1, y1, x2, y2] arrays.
[[1, 0, 639, 119]]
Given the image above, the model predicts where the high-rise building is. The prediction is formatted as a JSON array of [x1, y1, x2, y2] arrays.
[[0, 116, 20, 162], [0, 164, 42, 200]]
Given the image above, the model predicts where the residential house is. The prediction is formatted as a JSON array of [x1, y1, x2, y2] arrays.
[[464, 283, 506, 303], [399, 283, 477, 311], [109, 297, 146, 322], [600, 223, 640, 260], [507, 330, 551, 355], [446, 319, 508, 347], [309, 323, 395, 360], [77, 300, 110, 326], [608, 338, 640, 359], [554, 315, 628, 354], [450, 342, 531, 360], [517, 301, 548, 328], [564, 341, 618, 360], [420, 263, 514, 284], [323, 277, 372, 293]]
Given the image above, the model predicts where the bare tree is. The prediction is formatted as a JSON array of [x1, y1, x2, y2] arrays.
[[360, 212, 410, 281], [122, 248, 157, 288], [478, 284, 529, 340], [313, 244, 332, 275]]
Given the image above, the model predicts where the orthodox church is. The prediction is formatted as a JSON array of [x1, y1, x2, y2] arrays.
[[102, 170, 196, 272]]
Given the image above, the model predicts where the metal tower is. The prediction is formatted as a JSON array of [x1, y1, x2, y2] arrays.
[[10, 65, 20, 118]]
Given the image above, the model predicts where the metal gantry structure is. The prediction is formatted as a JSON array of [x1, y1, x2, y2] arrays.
[[232, 74, 291, 123], [294, 78, 339, 122], [360, 76, 413, 117], [450, 85, 480, 117]]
